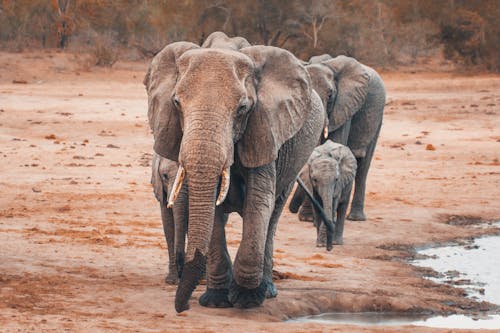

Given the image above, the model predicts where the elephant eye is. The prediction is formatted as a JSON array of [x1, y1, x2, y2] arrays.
[[327, 88, 334, 100], [236, 100, 248, 116], [172, 95, 181, 108]]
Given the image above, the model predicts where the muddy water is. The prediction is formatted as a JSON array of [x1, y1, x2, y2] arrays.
[[290, 313, 500, 329], [292, 235, 500, 329], [413, 235, 500, 305]]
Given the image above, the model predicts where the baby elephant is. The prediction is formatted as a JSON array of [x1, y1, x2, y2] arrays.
[[294, 140, 357, 247], [151, 153, 188, 284]]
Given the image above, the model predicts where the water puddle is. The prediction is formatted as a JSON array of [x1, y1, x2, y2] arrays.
[[290, 313, 500, 329], [412, 235, 500, 305], [290, 234, 500, 329]]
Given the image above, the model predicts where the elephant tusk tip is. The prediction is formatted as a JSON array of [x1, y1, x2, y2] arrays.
[[323, 126, 329, 139], [215, 167, 230, 207], [167, 166, 185, 209]]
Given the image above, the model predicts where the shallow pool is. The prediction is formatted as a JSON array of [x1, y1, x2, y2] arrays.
[[290, 312, 500, 329], [412, 235, 500, 305], [290, 234, 500, 329]]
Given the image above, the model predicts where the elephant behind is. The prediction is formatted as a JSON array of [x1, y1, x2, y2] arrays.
[[290, 54, 386, 221], [291, 140, 357, 247], [151, 153, 188, 284]]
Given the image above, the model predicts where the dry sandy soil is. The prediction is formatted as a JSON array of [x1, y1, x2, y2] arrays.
[[1, 50, 499, 332]]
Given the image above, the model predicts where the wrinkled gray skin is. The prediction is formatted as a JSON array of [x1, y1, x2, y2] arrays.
[[290, 54, 386, 221], [151, 153, 188, 284], [291, 141, 356, 247], [144, 32, 325, 312]]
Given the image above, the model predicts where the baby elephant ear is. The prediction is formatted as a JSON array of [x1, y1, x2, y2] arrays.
[[337, 145, 357, 189], [239, 46, 312, 168], [144, 42, 199, 160], [322, 55, 370, 132], [202, 31, 250, 50]]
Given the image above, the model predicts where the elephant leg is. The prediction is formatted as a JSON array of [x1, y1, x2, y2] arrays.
[[311, 202, 327, 247], [160, 203, 178, 284], [348, 127, 380, 221], [229, 164, 276, 308], [298, 198, 314, 222], [199, 207, 232, 308], [263, 182, 293, 299], [288, 183, 305, 214], [334, 200, 349, 245]]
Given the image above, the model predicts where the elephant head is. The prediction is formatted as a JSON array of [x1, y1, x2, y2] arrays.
[[201, 31, 251, 50], [307, 54, 370, 133], [144, 42, 312, 312], [308, 140, 357, 245]]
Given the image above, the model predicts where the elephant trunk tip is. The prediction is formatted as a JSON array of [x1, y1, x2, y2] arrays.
[[175, 249, 206, 313]]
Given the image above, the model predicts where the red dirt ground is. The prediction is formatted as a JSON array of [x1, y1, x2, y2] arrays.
[[1, 50, 499, 332]]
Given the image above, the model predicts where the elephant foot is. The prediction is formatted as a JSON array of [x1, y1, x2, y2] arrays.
[[316, 239, 326, 247], [347, 209, 366, 221], [333, 237, 344, 245], [165, 270, 179, 285], [263, 280, 278, 298], [316, 233, 327, 247], [228, 280, 267, 308], [199, 288, 232, 308]]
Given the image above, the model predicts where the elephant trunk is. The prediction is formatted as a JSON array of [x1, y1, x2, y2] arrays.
[[316, 185, 335, 251], [296, 178, 334, 250], [174, 122, 230, 313]]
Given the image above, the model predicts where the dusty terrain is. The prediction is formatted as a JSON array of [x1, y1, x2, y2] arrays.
[[1, 50, 499, 332]]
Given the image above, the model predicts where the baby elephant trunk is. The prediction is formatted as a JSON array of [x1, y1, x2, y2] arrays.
[[296, 177, 334, 250]]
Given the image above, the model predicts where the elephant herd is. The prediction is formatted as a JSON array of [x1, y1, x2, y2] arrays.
[[145, 32, 386, 312]]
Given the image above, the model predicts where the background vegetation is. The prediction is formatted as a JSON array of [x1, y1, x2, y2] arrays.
[[0, 0, 498, 70]]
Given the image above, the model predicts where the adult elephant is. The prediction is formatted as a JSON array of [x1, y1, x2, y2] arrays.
[[144, 41, 325, 312], [292, 54, 386, 221], [150, 33, 248, 285]]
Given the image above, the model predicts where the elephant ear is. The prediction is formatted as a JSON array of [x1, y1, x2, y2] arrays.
[[238, 46, 312, 168], [202, 31, 250, 50], [144, 41, 199, 160], [323, 55, 370, 132], [337, 144, 357, 189]]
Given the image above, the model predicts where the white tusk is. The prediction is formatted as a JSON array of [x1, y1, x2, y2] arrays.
[[323, 126, 329, 139], [167, 166, 185, 208], [216, 167, 230, 206]]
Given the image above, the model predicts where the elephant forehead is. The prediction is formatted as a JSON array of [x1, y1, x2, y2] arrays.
[[310, 157, 337, 173], [307, 64, 333, 82], [309, 158, 338, 180], [179, 48, 253, 74], [176, 50, 252, 99], [306, 65, 333, 95]]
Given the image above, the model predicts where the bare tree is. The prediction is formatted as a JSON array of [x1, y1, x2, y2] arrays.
[[296, 0, 334, 49], [51, 0, 73, 48]]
